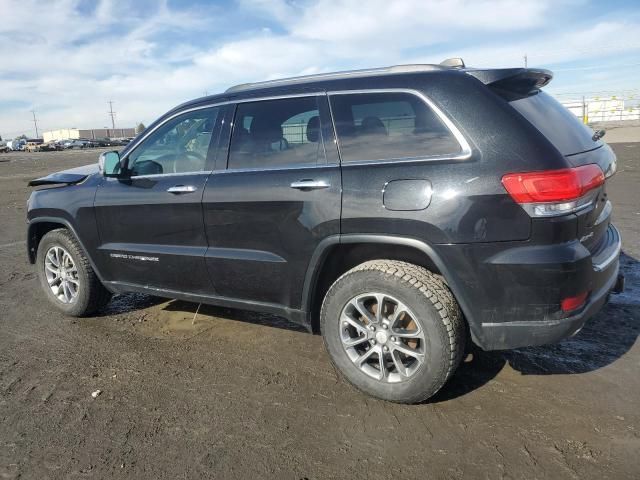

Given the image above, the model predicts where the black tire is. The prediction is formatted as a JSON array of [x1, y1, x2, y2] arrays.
[[320, 260, 465, 403], [36, 228, 111, 316]]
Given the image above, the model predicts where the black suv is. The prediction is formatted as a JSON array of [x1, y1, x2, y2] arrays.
[[27, 60, 624, 403]]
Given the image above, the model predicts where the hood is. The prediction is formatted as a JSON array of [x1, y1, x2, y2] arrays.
[[29, 163, 99, 187]]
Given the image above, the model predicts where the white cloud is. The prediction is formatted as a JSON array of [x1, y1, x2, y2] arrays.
[[0, 0, 638, 138]]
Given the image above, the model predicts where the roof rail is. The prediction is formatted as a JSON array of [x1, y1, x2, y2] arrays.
[[224, 63, 446, 93]]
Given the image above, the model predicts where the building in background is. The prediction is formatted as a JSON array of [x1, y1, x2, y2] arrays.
[[43, 127, 135, 142]]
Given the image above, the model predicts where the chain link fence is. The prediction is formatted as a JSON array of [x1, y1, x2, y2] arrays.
[[555, 90, 640, 124]]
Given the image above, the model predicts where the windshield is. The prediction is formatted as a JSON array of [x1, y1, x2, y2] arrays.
[[510, 91, 602, 156]]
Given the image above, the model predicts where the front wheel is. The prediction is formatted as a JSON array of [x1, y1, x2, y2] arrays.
[[36, 229, 111, 316], [320, 260, 465, 403]]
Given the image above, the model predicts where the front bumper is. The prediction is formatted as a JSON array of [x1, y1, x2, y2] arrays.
[[436, 224, 623, 350]]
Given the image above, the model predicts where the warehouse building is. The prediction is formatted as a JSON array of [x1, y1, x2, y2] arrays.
[[43, 127, 136, 142]]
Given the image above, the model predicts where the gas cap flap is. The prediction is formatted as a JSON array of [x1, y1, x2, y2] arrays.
[[383, 179, 432, 211]]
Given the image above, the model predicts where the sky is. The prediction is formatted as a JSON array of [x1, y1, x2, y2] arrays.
[[0, 0, 639, 139]]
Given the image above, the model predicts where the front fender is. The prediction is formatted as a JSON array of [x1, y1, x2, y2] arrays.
[[27, 216, 108, 287]]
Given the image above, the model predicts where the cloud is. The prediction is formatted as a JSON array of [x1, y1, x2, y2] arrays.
[[0, 0, 638, 138]]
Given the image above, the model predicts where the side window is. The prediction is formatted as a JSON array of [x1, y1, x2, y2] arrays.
[[329, 92, 462, 163], [127, 107, 220, 176], [228, 96, 324, 170]]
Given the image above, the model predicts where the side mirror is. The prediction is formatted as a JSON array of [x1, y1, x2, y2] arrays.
[[99, 151, 122, 177]]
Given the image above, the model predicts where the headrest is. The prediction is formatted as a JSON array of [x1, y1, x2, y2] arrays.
[[251, 118, 283, 144], [361, 116, 387, 136], [306, 116, 320, 143]]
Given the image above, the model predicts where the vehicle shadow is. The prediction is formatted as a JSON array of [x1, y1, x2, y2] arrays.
[[98, 292, 166, 316], [161, 300, 309, 333], [95, 253, 639, 403], [432, 251, 640, 403]]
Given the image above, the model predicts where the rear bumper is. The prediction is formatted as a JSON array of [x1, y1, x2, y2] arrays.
[[479, 259, 620, 350], [435, 224, 623, 350]]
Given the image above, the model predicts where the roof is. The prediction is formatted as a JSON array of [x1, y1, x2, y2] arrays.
[[224, 63, 456, 94]]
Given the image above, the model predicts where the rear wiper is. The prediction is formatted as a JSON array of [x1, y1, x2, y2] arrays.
[[592, 129, 606, 141]]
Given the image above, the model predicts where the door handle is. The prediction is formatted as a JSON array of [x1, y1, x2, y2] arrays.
[[167, 185, 197, 194], [290, 180, 330, 190]]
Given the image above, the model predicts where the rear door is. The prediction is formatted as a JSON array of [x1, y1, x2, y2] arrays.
[[94, 105, 225, 293], [202, 94, 341, 310]]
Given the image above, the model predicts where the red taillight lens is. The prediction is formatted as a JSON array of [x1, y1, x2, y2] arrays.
[[502, 164, 604, 203], [561, 291, 589, 312]]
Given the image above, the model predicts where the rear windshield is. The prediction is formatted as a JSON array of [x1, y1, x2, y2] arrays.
[[509, 91, 602, 156]]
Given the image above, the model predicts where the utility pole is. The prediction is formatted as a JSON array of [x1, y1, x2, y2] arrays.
[[524, 53, 528, 68], [107, 101, 116, 129], [31, 110, 39, 138]]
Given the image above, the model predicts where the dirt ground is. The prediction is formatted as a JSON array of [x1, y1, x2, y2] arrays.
[[1, 145, 638, 479]]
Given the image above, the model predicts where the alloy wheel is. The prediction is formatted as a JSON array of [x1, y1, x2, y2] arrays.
[[44, 246, 79, 304], [339, 293, 426, 383]]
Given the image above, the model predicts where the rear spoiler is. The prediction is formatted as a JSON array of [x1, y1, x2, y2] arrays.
[[466, 68, 553, 99]]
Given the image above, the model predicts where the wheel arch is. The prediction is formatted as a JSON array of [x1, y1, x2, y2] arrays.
[[27, 217, 107, 285], [302, 235, 477, 339]]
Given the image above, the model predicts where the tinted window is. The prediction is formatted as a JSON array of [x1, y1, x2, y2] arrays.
[[330, 92, 462, 163], [128, 107, 219, 176], [228, 96, 324, 170], [510, 91, 602, 156]]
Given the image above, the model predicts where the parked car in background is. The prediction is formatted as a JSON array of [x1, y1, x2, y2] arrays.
[[63, 140, 89, 149], [25, 140, 48, 152], [26, 60, 624, 403], [7, 139, 26, 151]]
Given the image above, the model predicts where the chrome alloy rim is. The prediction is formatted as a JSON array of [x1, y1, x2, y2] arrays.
[[339, 293, 426, 383], [44, 246, 79, 304]]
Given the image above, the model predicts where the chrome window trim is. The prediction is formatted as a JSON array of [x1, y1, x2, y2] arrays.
[[123, 171, 212, 180], [225, 93, 327, 173], [235, 92, 325, 102], [327, 88, 472, 165], [124, 93, 326, 177], [124, 89, 471, 177], [124, 104, 228, 163], [214, 163, 337, 175]]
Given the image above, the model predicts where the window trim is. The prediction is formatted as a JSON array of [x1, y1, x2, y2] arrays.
[[225, 94, 329, 173], [122, 88, 469, 177], [327, 88, 472, 166], [122, 105, 226, 178]]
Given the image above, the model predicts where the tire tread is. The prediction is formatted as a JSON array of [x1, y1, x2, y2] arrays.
[[38, 228, 111, 316], [320, 259, 465, 403]]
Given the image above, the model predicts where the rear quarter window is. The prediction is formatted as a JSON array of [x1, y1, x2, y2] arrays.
[[329, 92, 463, 163], [509, 91, 602, 156]]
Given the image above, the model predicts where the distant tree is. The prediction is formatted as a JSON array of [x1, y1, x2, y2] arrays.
[[0, 134, 3, 141], [135, 123, 146, 135], [16, 134, 27, 140]]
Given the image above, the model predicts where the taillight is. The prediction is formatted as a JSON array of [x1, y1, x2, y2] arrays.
[[502, 164, 604, 217]]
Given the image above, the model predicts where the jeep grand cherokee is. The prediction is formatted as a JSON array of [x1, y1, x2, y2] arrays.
[[27, 59, 624, 403]]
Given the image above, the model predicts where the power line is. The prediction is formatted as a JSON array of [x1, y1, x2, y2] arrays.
[[108, 100, 116, 129], [31, 110, 39, 138]]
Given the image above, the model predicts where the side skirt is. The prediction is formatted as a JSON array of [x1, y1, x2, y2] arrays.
[[103, 281, 311, 331]]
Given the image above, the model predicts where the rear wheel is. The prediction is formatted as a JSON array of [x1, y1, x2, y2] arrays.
[[320, 260, 465, 403], [37, 229, 111, 316]]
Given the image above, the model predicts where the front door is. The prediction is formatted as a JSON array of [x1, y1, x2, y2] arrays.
[[202, 94, 341, 311], [94, 105, 225, 293]]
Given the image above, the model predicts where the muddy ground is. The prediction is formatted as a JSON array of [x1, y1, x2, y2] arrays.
[[1, 145, 639, 479]]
